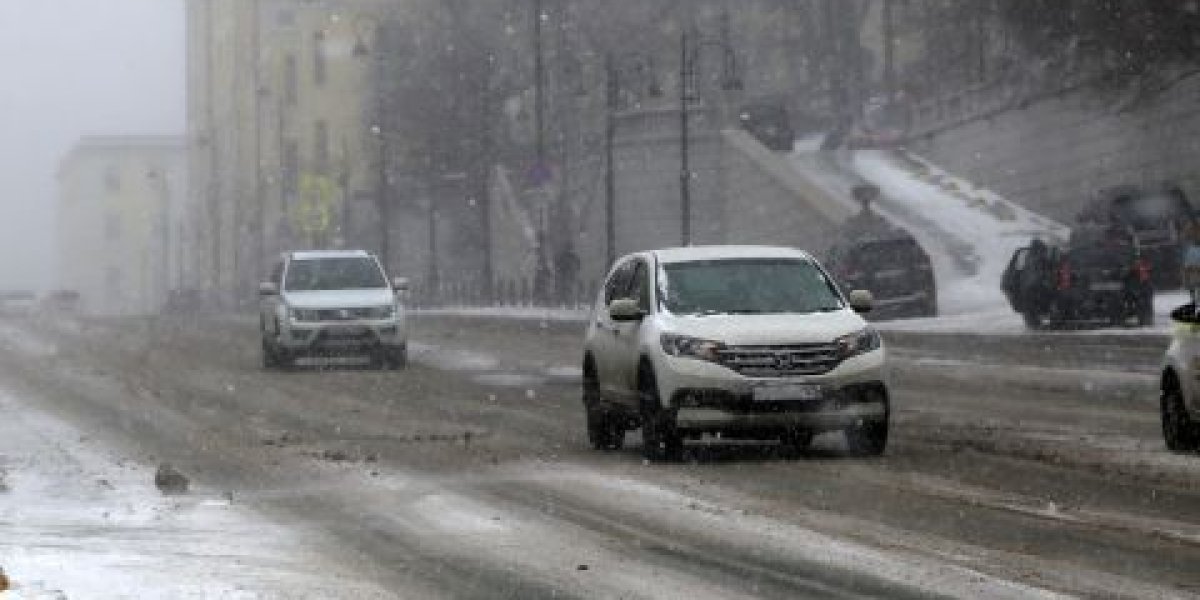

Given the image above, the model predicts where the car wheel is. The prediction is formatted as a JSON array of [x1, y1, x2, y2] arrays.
[[385, 345, 408, 370], [844, 389, 889, 456], [583, 368, 623, 451], [639, 368, 682, 462], [1162, 377, 1199, 453], [1022, 310, 1042, 330], [780, 429, 814, 455], [261, 337, 279, 369], [262, 337, 293, 370]]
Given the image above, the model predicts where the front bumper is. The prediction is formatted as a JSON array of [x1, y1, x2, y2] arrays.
[[671, 382, 887, 433], [276, 319, 406, 354], [655, 349, 888, 434]]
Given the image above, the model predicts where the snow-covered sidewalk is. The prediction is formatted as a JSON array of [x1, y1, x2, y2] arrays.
[[0, 388, 389, 599]]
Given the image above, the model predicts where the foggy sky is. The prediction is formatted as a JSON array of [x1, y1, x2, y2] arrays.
[[0, 0, 183, 290]]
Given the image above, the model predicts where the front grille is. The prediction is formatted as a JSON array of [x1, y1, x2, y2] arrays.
[[716, 343, 842, 377], [314, 307, 377, 321]]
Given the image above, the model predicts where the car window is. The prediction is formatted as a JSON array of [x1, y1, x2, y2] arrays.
[[603, 259, 635, 305], [627, 260, 650, 312], [660, 258, 843, 315], [283, 257, 387, 291]]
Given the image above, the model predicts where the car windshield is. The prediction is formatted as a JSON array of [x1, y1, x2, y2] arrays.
[[660, 258, 844, 315], [284, 257, 386, 291], [849, 238, 924, 270]]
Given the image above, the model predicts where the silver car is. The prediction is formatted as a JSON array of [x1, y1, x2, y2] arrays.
[[258, 250, 408, 370]]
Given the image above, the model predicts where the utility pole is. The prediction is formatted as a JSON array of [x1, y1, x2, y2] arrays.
[[531, 0, 551, 303], [252, 0, 264, 285], [604, 54, 618, 268], [204, 0, 222, 304], [679, 29, 692, 247], [821, 0, 848, 150], [533, 0, 545, 163], [883, 0, 895, 99]]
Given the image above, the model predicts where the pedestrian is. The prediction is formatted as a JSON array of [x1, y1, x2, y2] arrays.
[[852, 184, 880, 214]]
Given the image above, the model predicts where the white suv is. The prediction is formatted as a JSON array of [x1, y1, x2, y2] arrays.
[[259, 250, 408, 370], [1161, 302, 1200, 452], [581, 246, 889, 461]]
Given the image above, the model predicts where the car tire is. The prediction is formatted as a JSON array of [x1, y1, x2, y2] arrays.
[[1022, 310, 1042, 330], [1162, 376, 1199, 453], [381, 345, 407, 370], [261, 337, 292, 371], [261, 337, 279, 369], [780, 429, 814, 455], [639, 368, 682, 462], [583, 368, 623, 451], [844, 390, 889, 456]]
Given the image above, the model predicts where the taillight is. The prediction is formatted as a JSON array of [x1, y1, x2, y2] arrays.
[[1135, 259, 1151, 283], [1057, 262, 1072, 290]]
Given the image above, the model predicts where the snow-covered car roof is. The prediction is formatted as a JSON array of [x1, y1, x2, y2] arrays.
[[650, 245, 816, 265]]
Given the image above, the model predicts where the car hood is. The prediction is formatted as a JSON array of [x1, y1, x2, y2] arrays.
[[660, 309, 868, 346], [282, 289, 394, 309]]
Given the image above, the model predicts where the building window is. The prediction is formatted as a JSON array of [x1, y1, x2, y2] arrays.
[[105, 213, 122, 241], [314, 120, 329, 172], [283, 53, 298, 106], [313, 30, 327, 86], [104, 166, 121, 192]]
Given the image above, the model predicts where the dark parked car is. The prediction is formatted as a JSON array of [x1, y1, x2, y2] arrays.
[[826, 227, 937, 320], [1077, 184, 1196, 289], [1003, 226, 1153, 329], [737, 100, 795, 152]]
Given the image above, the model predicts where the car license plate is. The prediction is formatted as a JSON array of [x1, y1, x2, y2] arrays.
[[1089, 282, 1122, 291], [753, 383, 822, 402], [326, 326, 367, 339]]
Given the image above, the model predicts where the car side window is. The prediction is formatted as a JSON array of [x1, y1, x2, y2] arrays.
[[627, 260, 650, 312], [604, 260, 634, 305]]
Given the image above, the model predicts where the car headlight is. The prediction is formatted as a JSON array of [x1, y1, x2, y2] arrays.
[[290, 308, 321, 322], [835, 327, 881, 359], [660, 333, 724, 362], [365, 305, 396, 319]]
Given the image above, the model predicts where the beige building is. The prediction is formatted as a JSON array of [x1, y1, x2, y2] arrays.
[[57, 136, 187, 315], [185, 0, 396, 306]]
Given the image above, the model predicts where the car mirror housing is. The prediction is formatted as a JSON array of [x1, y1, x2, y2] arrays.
[[259, 282, 279, 296], [608, 298, 644, 322], [848, 289, 874, 314]]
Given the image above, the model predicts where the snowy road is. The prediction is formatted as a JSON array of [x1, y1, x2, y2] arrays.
[[0, 314, 1197, 598]]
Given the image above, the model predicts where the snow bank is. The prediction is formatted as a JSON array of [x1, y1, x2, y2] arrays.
[[0, 389, 389, 599]]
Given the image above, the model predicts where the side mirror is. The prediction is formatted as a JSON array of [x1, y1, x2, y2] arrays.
[[608, 298, 644, 322], [392, 277, 409, 292], [848, 289, 874, 314], [258, 282, 279, 296]]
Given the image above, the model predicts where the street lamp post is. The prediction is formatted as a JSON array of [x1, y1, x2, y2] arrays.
[[604, 52, 660, 268], [678, 18, 742, 247], [604, 54, 618, 270]]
